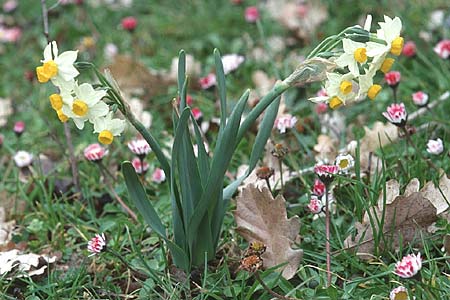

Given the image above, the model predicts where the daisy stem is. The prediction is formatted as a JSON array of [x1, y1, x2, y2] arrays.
[[325, 186, 332, 287], [63, 123, 81, 195], [106, 248, 147, 279], [254, 271, 297, 300], [265, 178, 273, 196], [402, 127, 439, 172]]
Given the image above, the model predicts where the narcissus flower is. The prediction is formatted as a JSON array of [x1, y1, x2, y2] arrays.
[[308, 197, 322, 214], [131, 157, 149, 174], [385, 71, 401, 87], [84, 143, 108, 162], [151, 168, 166, 183], [312, 179, 325, 197], [93, 112, 126, 145], [274, 114, 297, 134], [335, 39, 368, 76], [36, 41, 79, 86], [426, 138, 444, 155], [128, 139, 151, 157], [393, 252, 422, 278], [245, 6, 260, 23], [63, 83, 109, 130], [433, 39, 450, 59], [382, 103, 407, 127], [390, 286, 409, 300], [367, 16, 403, 57], [402, 41, 416, 57], [87, 233, 106, 256], [13, 150, 33, 168], [335, 154, 354, 173], [358, 70, 382, 100], [411, 91, 428, 107]]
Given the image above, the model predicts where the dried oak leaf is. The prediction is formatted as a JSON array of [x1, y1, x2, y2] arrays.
[[0, 249, 57, 278], [420, 171, 450, 215], [314, 134, 337, 163], [234, 185, 302, 279], [344, 178, 437, 259]]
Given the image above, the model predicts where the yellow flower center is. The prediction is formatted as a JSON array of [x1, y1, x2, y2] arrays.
[[329, 96, 343, 109], [367, 84, 382, 100], [49, 94, 63, 111], [98, 130, 114, 145], [36, 60, 58, 83], [339, 80, 353, 95], [339, 159, 349, 169], [72, 99, 89, 116], [56, 110, 69, 123], [393, 291, 408, 300], [380, 58, 395, 73], [353, 48, 367, 63], [390, 37, 404, 56]]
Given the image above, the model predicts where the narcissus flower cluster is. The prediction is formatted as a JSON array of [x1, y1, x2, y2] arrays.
[[36, 41, 125, 145], [310, 15, 404, 108]]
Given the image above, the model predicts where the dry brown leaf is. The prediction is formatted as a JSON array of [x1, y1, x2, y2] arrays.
[[0, 97, 12, 127], [104, 55, 174, 98], [420, 172, 450, 215], [314, 134, 337, 163], [0, 249, 57, 278], [345, 178, 437, 259], [234, 185, 302, 279]]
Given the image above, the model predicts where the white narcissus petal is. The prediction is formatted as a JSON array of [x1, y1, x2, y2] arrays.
[[308, 96, 329, 103], [55, 50, 78, 65], [88, 102, 109, 120], [43, 41, 58, 61], [73, 117, 86, 130], [363, 15, 372, 31], [93, 116, 107, 133], [109, 119, 126, 135], [57, 65, 80, 82]]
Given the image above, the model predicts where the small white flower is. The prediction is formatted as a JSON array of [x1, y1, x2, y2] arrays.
[[62, 82, 109, 130], [426, 138, 444, 155], [358, 69, 382, 100], [367, 16, 403, 57], [274, 114, 297, 134], [93, 112, 126, 145], [36, 41, 79, 87], [13, 150, 33, 168], [221, 54, 245, 74], [335, 154, 354, 172]]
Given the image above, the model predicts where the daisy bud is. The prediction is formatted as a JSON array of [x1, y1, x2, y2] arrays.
[[382, 103, 408, 127], [151, 168, 166, 184], [335, 154, 354, 173], [274, 114, 298, 134], [199, 73, 217, 90], [393, 252, 422, 279], [127, 139, 151, 158], [121, 16, 137, 32], [3, 0, 17, 13], [411, 91, 428, 107], [231, 0, 242, 5], [131, 157, 149, 174], [385, 71, 401, 87], [433, 39, 450, 59], [87, 233, 106, 256], [308, 197, 322, 214], [315, 102, 328, 114], [13, 150, 33, 168], [245, 6, 260, 23], [271, 143, 288, 159], [314, 164, 338, 186], [426, 138, 444, 155], [84, 143, 108, 162], [389, 286, 409, 300], [256, 166, 274, 180], [191, 107, 203, 121], [402, 41, 416, 57], [312, 179, 325, 197], [13, 121, 25, 137]]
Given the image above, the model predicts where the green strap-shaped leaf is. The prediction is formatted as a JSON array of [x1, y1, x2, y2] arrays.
[[122, 161, 190, 271], [178, 50, 186, 100], [122, 161, 167, 238], [190, 113, 210, 187], [214, 48, 227, 139]]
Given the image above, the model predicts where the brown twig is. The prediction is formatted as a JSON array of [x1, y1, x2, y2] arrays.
[[254, 271, 298, 300], [324, 187, 332, 287]]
